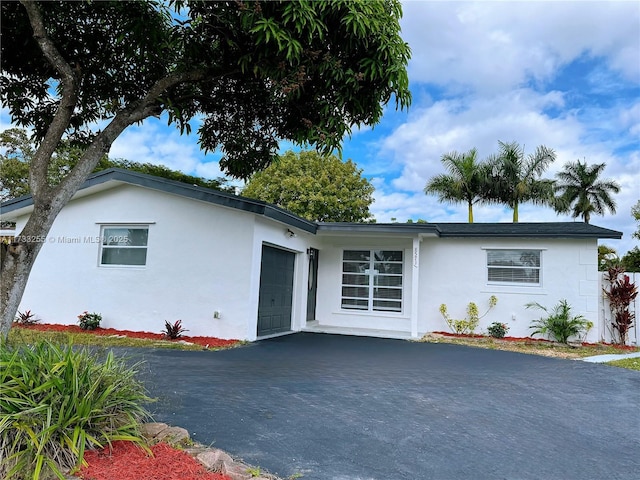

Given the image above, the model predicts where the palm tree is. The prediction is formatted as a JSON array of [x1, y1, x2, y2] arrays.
[[485, 141, 556, 222], [553, 160, 620, 223], [424, 148, 489, 223]]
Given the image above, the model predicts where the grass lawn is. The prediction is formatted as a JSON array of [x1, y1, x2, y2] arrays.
[[420, 332, 640, 370], [7, 324, 244, 351], [605, 356, 640, 371]]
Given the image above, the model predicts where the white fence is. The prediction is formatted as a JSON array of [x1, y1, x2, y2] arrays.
[[598, 272, 639, 346]]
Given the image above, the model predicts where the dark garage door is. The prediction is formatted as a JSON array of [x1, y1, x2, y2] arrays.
[[257, 245, 295, 337]]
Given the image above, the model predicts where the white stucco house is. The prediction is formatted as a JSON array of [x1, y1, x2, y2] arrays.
[[1, 168, 623, 342]]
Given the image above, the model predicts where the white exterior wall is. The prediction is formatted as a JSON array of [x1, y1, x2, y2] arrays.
[[314, 236, 414, 333], [17, 185, 260, 340], [418, 237, 601, 342]]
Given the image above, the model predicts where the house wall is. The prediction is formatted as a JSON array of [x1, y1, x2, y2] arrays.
[[16, 184, 263, 340], [418, 237, 601, 342], [314, 236, 414, 333]]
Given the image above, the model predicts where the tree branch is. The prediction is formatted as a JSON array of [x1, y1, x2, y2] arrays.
[[20, 0, 78, 199]]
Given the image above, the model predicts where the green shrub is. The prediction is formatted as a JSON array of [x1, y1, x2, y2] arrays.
[[526, 299, 593, 344], [0, 340, 151, 479], [77, 311, 102, 330], [440, 296, 498, 335], [487, 322, 509, 338]]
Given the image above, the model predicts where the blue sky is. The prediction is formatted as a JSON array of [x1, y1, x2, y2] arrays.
[[3, 1, 639, 255]]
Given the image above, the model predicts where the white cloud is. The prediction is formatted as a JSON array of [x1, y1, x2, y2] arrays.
[[402, 1, 640, 92]]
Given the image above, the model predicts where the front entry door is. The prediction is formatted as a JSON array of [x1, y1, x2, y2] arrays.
[[306, 248, 319, 321], [257, 245, 295, 337]]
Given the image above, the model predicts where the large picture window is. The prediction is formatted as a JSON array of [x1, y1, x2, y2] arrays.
[[341, 250, 403, 312], [487, 249, 541, 285], [99, 226, 149, 266]]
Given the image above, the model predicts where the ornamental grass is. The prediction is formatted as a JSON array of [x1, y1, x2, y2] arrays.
[[0, 339, 151, 480]]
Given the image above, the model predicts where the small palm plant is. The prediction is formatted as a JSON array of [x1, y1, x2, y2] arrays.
[[526, 299, 593, 344]]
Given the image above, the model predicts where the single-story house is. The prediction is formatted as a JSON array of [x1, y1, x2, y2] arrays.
[[1, 168, 623, 342]]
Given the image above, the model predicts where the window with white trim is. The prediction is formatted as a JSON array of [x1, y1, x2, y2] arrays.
[[487, 249, 540, 285], [99, 226, 149, 266], [341, 250, 403, 312]]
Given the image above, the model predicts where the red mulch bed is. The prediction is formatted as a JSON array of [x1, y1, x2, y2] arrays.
[[77, 441, 230, 480], [15, 322, 239, 348], [432, 331, 637, 351]]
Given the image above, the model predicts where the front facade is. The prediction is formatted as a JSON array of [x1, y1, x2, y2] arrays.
[[1, 169, 624, 343]]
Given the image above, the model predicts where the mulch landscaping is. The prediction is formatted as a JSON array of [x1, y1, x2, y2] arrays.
[[77, 441, 230, 480], [14, 322, 240, 348]]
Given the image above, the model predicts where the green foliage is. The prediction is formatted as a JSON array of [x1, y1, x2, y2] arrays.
[[77, 311, 102, 331], [162, 320, 188, 339], [13, 310, 39, 325], [526, 299, 593, 344], [0, 340, 151, 479], [632, 200, 640, 240], [0, 128, 233, 200], [487, 322, 509, 338], [598, 245, 619, 271], [1, 0, 411, 179], [553, 160, 620, 224], [603, 266, 638, 345], [621, 247, 640, 272], [440, 296, 498, 335], [242, 150, 375, 222], [485, 141, 556, 222], [424, 148, 490, 223]]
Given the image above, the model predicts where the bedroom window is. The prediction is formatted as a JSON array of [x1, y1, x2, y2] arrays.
[[99, 226, 149, 266], [487, 249, 541, 285], [341, 250, 403, 312]]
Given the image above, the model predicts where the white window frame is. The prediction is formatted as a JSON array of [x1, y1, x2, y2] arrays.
[[98, 224, 149, 267], [486, 249, 542, 286], [341, 249, 404, 313]]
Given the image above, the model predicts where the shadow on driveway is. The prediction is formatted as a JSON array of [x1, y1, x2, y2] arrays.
[[127, 333, 640, 480]]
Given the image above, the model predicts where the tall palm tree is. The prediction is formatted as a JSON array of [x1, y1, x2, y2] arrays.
[[424, 148, 489, 223], [485, 141, 556, 222], [554, 160, 620, 223]]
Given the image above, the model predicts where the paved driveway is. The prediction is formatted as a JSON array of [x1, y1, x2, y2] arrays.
[[130, 333, 640, 480]]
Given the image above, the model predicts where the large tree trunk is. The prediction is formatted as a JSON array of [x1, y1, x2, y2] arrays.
[[0, 209, 57, 337]]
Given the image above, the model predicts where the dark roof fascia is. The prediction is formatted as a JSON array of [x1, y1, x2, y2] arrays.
[[316, 222, 440, 236], [434, 222, 623, 239], [316, 222, 622, 239], [0, 168, 317, 234]]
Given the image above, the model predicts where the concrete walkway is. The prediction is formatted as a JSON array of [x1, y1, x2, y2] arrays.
[[582, 350, 640, 363], [127, 333, 640, 480]]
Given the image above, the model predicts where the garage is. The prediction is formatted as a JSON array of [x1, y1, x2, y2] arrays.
[[256, 245, 296, 337]]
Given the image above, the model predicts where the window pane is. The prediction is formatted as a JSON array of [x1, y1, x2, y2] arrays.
[[374, 250, 403, 262], [373, 300, 402, 312], [102, 227, 148, 247], [373, 287, 402, 300], [342, 286, 369, 299], [343, 261, 369, 273], [343, 250, 370, 261], [101, 248, 147, 266], [374, 263, 403, 274], [342, 274, 370, 286], [488, 267, 539, 284], [374, 275, 402, 287], [342, 299, 368, 310], [487, 250, 539, 267]]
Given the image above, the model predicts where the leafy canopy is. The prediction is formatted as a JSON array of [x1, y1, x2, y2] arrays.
[[424, 148, 490, 223], [0, 129, 232, 201], [242, 150, 374, 222], [553, 160, 620, 223], [1, 0, 411, 179]]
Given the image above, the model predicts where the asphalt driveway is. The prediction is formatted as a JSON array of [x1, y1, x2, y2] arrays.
[[129, 333, 640, 480]]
